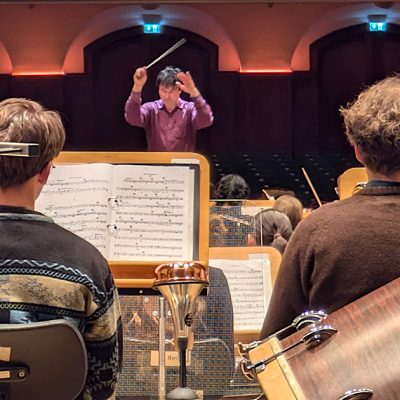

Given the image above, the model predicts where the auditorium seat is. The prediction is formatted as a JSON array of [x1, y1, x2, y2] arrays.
[[206, 150, 361, 207]]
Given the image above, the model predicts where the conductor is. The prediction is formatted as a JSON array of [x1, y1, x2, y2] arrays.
[[124, 66, 214, 152]]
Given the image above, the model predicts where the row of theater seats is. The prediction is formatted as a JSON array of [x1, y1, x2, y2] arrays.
[[208, 151, 361, 206]]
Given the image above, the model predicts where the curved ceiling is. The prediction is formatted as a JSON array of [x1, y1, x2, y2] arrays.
[[63, 4, 241, 73], [0, 42, 12, 74], [291, 2, 400, 71]]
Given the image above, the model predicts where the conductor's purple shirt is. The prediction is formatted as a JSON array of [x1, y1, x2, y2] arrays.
[[124, 91, 214, 152]]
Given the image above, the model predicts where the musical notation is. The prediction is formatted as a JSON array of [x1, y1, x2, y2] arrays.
[[113, 243, 183, 251], [36, 162, 194, 261], [117, 194, 184, 202], [209, 258, 272, 331], [116, 186, 184, 194], [112, 251, 186, 259], [117, 227, 183, 235], [117, 211, 184, 218]]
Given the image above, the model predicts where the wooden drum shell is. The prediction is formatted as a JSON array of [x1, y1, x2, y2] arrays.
[[249, 278, 400, 399]]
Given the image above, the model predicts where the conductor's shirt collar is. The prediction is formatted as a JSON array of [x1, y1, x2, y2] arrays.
[[157, 98, 184, 111]]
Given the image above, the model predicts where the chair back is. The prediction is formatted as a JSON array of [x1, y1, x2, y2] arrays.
[[337, 167, 368, 200], [0, 320, 87, 400]]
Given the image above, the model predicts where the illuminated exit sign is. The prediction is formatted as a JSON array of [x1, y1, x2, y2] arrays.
[[144, 24, 161, 34]]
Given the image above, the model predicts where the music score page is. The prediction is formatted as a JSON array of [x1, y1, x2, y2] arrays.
[[209, 255, 272, 331], [36, 163, 194, 261]]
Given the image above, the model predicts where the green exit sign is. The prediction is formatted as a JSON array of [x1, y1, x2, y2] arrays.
[[144, 24, 161, 34], [369, 22, 386, 32]]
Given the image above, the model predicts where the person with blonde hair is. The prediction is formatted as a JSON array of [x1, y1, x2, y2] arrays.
[[261, 75, 400, 340], [273, 194, 303, 230], [0, 98, 122, 399]]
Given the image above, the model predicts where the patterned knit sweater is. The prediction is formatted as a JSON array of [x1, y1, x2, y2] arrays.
[[0, 205, 122, 399]]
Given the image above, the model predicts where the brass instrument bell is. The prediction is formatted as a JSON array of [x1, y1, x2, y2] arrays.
[[153, 262, 208, 351], [153, 262, 208, 400]]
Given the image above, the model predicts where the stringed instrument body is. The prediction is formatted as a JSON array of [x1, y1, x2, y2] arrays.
[[247, 278, 400, 399]]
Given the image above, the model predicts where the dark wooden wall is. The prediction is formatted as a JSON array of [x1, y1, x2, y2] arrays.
[[2, 23, 400, 155], [313, 23, 400, 151]]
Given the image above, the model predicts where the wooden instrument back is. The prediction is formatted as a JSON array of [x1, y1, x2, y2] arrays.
[[249, 277, 400, 399]]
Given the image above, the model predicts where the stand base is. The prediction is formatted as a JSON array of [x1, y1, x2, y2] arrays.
[[167, 387, 198, 400]]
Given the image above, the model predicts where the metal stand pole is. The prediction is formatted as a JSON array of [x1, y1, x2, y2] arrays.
[[158, 297, 166, 400], [178, 338, 188, 388]]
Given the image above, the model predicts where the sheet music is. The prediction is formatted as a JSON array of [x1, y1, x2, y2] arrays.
[[35, 164, 113, 256], [36, 163, 195, 261], [209, 255, 272, 331], [109, 164, 193, 261]]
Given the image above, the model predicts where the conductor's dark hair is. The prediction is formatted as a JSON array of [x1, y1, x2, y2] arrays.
[[156, 66, 182, 88], [214, 174, 250, 205]]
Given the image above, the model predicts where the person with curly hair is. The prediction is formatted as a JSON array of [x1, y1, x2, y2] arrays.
[[214, 174, 251, 206], [210, 174, 252, 246], [260, 75, 400, 339]]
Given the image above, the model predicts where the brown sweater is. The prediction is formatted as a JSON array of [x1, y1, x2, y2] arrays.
[[260, 185, 400, 339]]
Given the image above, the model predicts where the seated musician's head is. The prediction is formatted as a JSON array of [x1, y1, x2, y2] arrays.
[[250, 209, 293, 254], [340, 74, 400, 178], [0, 98, 65, 195], [273, 194, 304, 230], [214, 174, 251, 206]]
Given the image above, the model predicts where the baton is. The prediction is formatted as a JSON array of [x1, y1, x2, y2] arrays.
[[146, 38, 187, 69]]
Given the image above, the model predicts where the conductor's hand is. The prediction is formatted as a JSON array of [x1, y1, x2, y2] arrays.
[[176, 71, 200, 98], [133, 67, 147, 92]]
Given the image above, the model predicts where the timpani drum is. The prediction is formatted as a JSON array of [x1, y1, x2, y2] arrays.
[[246, 277, 400, 399]]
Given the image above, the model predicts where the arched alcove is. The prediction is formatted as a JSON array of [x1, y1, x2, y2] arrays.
[[0, 41, 12, 74], [311, 23, 400, 150], [63, 4, 240, 74], [83, 25, 218, 151], [291, 2, 400, 71]]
